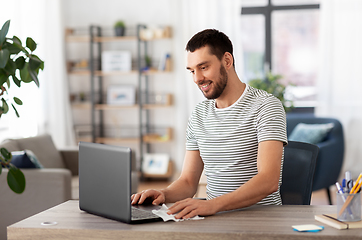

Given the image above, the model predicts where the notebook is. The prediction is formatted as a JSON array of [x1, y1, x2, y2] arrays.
[[315, 214, 362, 229], [78, 141, 162, 223]]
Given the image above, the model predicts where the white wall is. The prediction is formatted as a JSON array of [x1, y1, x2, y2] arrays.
[[62, 0, 190, 172]]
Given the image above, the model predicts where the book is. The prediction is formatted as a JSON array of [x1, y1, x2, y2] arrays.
[[315, 214, 362, 229]]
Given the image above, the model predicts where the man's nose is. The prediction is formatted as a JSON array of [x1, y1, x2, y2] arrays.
[[193, 70, 204, 84]]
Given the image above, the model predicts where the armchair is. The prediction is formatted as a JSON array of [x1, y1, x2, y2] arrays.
[[286, 115, 345, 205]]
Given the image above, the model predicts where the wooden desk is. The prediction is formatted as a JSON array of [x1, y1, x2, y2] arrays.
[[8, 200, 362, 240]]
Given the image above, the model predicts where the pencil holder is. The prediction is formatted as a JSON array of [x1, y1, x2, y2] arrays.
[[337, 191, 361, 222]]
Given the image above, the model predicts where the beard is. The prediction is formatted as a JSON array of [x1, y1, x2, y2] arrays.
[[200, 65, 228, 100]]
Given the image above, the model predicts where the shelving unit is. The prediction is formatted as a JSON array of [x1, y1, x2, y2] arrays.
[[65, 25, 174, 178]]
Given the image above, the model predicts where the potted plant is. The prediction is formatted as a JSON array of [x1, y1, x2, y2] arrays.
[[114, 20, 126, 37], [248, 72, 294, 112], [0, 19, 44, 194]]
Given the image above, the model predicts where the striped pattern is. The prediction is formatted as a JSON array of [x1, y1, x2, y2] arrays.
[[186, 84, 288, 205]]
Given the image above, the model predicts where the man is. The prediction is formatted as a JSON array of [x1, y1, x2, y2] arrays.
[[131, 29, 287, 219]]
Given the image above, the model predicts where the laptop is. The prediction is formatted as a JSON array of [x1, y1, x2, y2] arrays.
[[78, 141, 162, 223]]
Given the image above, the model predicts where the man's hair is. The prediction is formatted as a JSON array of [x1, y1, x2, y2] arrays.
[[186, 29, 234, 66]]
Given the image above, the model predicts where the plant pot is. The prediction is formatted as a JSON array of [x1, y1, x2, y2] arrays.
[[115, 27, 125, 36]]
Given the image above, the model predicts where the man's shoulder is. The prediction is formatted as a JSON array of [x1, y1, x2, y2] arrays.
[[194, 99, 214, 112], [244, 85, 281, 105]]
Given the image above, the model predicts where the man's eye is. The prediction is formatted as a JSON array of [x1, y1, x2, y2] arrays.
[[189, 71, 195, 74]]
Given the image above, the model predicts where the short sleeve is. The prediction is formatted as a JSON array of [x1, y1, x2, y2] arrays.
[[256, 96, 288, 146], [185, 111, 199, 151]]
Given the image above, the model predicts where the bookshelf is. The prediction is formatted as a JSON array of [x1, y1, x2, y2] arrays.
[[65, 25, 174, 178]]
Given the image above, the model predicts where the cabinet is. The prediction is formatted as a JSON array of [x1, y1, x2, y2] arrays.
[[65, 25, 174, 177]]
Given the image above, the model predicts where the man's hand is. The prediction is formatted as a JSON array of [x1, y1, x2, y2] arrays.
[[131, 189, 165, 206], [167, 198, 217, 219]]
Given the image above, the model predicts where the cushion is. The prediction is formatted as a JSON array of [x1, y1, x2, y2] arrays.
[[289, 123, 334, 144], [0, 139, 21, 152], [10, 150, 43, 169], [16, 134, 65, 168]]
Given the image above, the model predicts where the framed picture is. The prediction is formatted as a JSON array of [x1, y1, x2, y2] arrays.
[[107, 85, 136, 105], [142, 153, 169, 175], [101, 51, 132, 72]]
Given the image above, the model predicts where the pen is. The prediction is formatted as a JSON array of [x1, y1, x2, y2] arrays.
[[342, 178, 347, 192], [345, 171, 352, 192]]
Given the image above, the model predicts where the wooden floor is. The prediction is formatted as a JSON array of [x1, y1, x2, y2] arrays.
[[138, 180, 337, 205]]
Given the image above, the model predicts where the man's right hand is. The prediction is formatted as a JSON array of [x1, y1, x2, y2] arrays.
[[131, 189, 166, 206]]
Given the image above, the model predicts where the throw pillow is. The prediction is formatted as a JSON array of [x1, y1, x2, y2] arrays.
[[289, 123, 334, 144], [10, 150, 44, 169]]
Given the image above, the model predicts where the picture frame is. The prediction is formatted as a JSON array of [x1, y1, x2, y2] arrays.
[[101, 50, 132, 72], [142, 153, 170, 175], [107, 85, 136, 105]]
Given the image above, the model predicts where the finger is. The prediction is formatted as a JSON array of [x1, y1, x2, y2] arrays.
[[138, 191, 152, 204], [175, 206, 195, 219], [152, 194, 165, 205], [181, 209, 198, 219], [131, 193, 142, 205], [167, 202, 188, 215]]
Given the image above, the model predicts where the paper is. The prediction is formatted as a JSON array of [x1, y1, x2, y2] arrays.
[[152, 204, 205, 222], [292, 224, 324, 232]]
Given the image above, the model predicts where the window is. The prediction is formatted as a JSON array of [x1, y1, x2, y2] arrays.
[[241, 0, 320, 108]]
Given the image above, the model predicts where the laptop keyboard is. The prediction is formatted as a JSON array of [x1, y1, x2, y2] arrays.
[[131, 206, 160, 220]]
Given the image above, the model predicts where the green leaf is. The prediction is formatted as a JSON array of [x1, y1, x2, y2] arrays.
[[28, 68, 40, 87], [29, 55, 42, 70], [19, 63, 32, 83], [11, 75, 21, 87], [4, 58, 16, 75], [0, 49, 10, 68], [0, 72, 8, 86], [12, 36, 22, 46], [0, 20, 10, 45], [11, 103, 20, 117], [15, 56, 25, 69], [26, 37, 37, 52], [3, 41, 22, 55], [7, 164, 26, 194], [0, 147, 11, 160], [1, 98, 9, 114], [13, 97, 22, 105]]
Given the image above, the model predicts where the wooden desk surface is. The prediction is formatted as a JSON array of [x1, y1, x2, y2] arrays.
[[8, 200, 362, 240]]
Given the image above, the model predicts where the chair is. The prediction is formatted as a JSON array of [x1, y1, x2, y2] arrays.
[[286, 116, 345, 205], [280, 141, 319, 205]]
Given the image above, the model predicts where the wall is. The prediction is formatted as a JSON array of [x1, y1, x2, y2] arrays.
[[62, 0, 189, 172]]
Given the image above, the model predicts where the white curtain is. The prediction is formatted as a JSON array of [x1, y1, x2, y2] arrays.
[[171, 0, 243, 170], [0, 0, 75, 147], [316, 0, 362, 178]]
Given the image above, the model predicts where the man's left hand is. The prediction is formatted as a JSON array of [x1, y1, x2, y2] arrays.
[[167, 198, 217, 219]]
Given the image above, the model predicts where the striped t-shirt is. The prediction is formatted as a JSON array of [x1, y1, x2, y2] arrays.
[[186, 84, 288, 205]]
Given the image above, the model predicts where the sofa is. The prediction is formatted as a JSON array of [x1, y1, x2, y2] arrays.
[[0, 134, 76, 240]]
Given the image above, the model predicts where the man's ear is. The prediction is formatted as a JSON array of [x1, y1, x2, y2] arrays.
[[223, 52, 234, 70]]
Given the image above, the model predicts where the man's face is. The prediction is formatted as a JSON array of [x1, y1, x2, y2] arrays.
[[187, 46, 228, 100]]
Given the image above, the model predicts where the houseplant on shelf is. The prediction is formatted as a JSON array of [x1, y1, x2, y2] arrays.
[[0, 20, 44, 194], [114, 20, 126, 36], [248, 72, 294, 112]]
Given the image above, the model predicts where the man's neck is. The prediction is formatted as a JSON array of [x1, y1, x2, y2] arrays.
[[215, 76, 246, 109]]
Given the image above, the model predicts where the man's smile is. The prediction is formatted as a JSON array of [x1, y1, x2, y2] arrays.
[[200, 82, 212, 91]]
